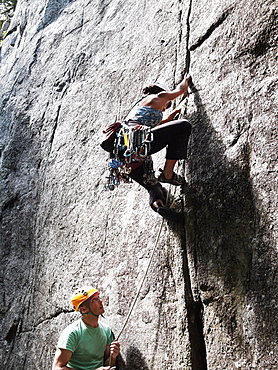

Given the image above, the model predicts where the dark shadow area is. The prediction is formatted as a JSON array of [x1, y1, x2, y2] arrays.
[[117, 346, 150, 370], [180, 221, 207, 370], [180, 79, 277, 366], [166, 219, 207, 370]]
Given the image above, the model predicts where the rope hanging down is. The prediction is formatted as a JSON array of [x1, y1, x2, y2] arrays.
[[108, 182, 184, 369], [116, 216, 165, 341], [108, 214, 167, 368], [111, 80, 191, 343], [111, 70, 191, 345], [108, 181, 180, 370], [108, 96, 190, 367]]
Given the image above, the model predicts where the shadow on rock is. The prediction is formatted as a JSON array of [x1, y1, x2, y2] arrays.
[[181, 80, 277, 365], [117, 346, 150, 370]]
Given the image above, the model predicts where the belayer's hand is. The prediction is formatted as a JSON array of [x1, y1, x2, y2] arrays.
[[110, 340, 120, 358]]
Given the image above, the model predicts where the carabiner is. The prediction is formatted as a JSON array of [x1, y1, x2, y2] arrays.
[[123, 149, 132, 163], [139, 144, 148, 158]]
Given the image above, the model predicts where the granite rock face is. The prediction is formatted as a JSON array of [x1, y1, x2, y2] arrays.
[[0, 0, 277, 369]]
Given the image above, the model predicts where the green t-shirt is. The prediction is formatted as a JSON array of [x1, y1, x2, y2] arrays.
[[57, 318, 114, 370]]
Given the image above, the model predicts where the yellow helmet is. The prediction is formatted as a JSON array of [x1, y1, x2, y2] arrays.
[[71, 286, 99, 311]]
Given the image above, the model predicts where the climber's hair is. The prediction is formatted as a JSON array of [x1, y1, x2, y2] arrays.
[[142, 85, 165, 95]]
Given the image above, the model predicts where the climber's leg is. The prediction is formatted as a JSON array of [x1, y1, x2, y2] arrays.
[[128, 164, 166, 206], [128, 165, 183, 223], [149, 120, 191, 184], [150, 120, 191, 158]]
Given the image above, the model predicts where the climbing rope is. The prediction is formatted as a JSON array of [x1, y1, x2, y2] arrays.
[[116, 215, 165, 341], [108, 99, 187, 342], [110, 180, 179, 346], [108, 179, 182, 370], [108, 84, 189, 333], [108, 214, 166, 368], [106, 8, 195, 370]]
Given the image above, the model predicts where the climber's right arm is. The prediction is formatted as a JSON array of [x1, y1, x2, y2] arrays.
[[52, 348, 75, 370], [159, 75, 191, 102]]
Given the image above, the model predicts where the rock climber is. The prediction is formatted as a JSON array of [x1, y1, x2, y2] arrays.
[[52, 286, 120, 370], [125, 75, 192, 223]]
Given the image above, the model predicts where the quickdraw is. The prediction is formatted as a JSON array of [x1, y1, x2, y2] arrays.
[[104, 159, 133, 191], [118, 123, 153, 163], [104, 123, 157, 190]]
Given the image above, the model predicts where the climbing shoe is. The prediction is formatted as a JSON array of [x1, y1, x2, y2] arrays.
[[151, 202, 184, 224], [156, 206, 184, 224], [157, 169, 185, 186]]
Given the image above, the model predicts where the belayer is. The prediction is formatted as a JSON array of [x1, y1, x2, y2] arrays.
[[102, 75, 192, 223], [52, 286, 120, 370]]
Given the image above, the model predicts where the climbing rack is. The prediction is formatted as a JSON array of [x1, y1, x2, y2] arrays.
[[118, 123, 153, 163], [103, 159, 132, 191], [104, 123, 157, 190]]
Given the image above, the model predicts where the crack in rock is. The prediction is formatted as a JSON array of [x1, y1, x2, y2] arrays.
[[190, 7, 234, 51]]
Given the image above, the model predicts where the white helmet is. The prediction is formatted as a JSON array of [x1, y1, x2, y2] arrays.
[[153, 82, 170, 91]]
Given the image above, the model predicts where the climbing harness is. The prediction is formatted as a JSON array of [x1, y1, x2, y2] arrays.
[[102, 93, 159, 191], [104, 122, 157, 190]]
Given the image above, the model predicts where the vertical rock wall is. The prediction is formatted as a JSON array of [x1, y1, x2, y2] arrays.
[[187, 1, 277, 368], [0, 0, 277, 369]]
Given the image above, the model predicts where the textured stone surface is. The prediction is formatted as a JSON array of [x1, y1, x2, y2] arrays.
[[0, 0, 277, 369]]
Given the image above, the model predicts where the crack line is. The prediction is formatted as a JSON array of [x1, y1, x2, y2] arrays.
[[184, 0, 193, 74], [190, 7, 233, 51], [49, 104, 61, 154], [179, 1, 207, 369]]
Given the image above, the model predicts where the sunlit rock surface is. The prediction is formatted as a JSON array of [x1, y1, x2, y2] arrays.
[[0, 0, 277, 369]]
